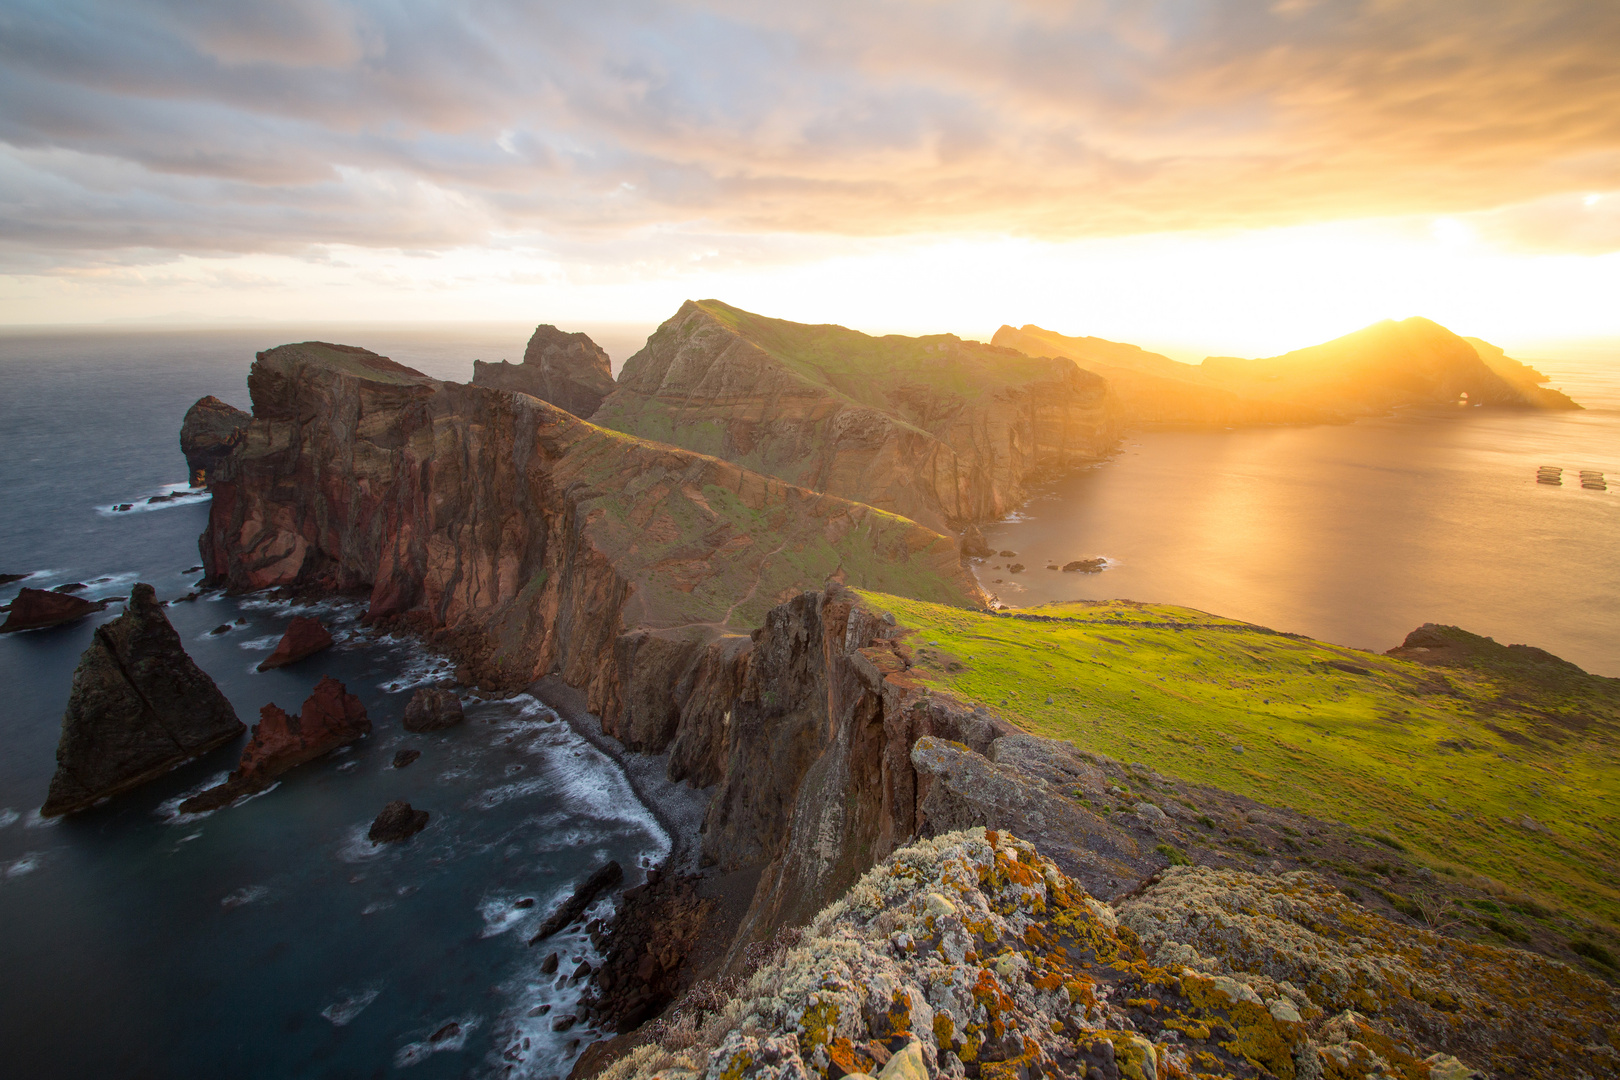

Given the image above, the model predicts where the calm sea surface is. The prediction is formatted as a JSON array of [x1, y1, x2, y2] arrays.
[[976, 355, 1620, 677], [0, 326, 660, 1080], [2, 327, 1616, 1077]]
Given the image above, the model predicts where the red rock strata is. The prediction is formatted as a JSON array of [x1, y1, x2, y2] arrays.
[[1, 587, 104, 633], [256, 615, 333, 670]]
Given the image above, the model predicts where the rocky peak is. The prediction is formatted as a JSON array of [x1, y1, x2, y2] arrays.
[[471, 324, 617, 418], [42, 583, 243, 816]]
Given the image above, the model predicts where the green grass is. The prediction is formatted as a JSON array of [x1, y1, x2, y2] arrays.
[[856, 591, 1620, 926]]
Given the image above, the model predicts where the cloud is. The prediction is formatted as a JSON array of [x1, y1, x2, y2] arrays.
[[0, 0, 1618, 270]]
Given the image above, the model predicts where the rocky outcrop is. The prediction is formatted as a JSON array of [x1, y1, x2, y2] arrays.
[[0, 587, 105, 633], [180, 676, 369, 812], [198, 339, 980, 738], [402, 687, 464, 731], [368, 799, 429, 842], [255, 615, 333, 670], [592, 300, 1119, 532], [607, 829, 1611, 1080], [530, 862, 625, 944], [180, 395, 251, 486], [472, 324, 617, 419], [41, 583, 243, 816]]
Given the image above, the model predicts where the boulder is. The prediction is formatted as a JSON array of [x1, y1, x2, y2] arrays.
[[528, 861, 624, 944], [368, 799, 430, 843], [0, 572, 28, 586], [256, 615, 333, 671], [1, 587, 105, 633], [392, 748, 421, 769], [41, 584, 243, 816], [402, 687, 465, 732], [1062, 558, 1106, 573], [180, 676, 370, 812], [471, 324, 616, 419], [959, 524, 992, 558], [180, 395, 251, 487]]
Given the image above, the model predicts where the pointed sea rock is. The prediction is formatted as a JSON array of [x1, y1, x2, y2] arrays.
[[471, 324, 616, 419], [41, 583, 243, 816], [1, 587, 105, 633], [256, 615, 334, 670]]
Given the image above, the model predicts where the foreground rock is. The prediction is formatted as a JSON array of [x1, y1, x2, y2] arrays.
[[180, 395, 251, 486], [255, 615, 333, 670], [530, 861, 624, 945], [368, 800, 429, 843], [605, 829, 1614, 1080], [1, 587, 105, 633], [180, 676, 369, 812], [472, 324, 617, 419], [41, 584, 243, 816], [402, 687, 464, 731]]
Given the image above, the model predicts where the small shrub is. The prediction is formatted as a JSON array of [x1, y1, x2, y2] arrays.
[[1507, 898, 1552, 919], [1571, 940, 1617, 969], [1155, 843, 1191, 866], [1196, 815, 1217, 829], [1342, 886, 1362, 900], [1483, 916, 1530, 943], [1365, 832, 1407, 853], [1466, 898, 1501, 915]]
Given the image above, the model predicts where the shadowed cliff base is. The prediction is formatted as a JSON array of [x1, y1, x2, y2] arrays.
[[591, 300, 1119, 533]]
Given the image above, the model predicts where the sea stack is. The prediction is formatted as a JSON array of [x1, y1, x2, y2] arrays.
[[471, 324, 616, 419], [180, 395, 251, 487], [41, 584, 243, 816], [256, 615, 334, 671], [180, 676, 370, 812]]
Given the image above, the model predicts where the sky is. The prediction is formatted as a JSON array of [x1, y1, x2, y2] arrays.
[[1, 0, 1618, 359]]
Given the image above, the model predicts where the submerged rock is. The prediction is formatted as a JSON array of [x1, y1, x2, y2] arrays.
[[368, 799, 429, 843], [958, 524, 992, 558], [1062, 557, 1106, 573], [41, 584, 243, 816], [180, 676, 370, 812], [471, 324, 616, 419], [1, 587, 105, 633], [256, 615, 333, 671], [402, 687, 464, 732], [180, 395, 250, 487], [391, 748, 421, 769]]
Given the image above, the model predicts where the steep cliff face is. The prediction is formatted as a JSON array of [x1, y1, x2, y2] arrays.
[[592, 301, 1119, 533], [198, 341, 982, 737], [472, 324, 618, 419], [179, 395, 251, 486]]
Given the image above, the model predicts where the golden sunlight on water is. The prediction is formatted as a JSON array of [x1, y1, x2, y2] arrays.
[[977, 358, 1620, 675]]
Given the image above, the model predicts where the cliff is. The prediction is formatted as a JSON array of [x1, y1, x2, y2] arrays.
[[196, 341, 982, 741], [591, 301, 1119, 533], [42, 583, 243, 816], [995, 317, 1579, 427], [472, 323, 618, 419]]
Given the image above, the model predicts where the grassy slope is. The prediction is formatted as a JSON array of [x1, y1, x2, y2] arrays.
[[855, 591, 1620, 926]]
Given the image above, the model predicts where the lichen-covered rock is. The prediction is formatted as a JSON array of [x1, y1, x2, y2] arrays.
[[41, 583, 243, 815], [601, 830, 1617, 1080], [1119, 865, 1620, 1078], [180, 395, 250, 486], [472, 324, 617, 419], [603, 829, 1314, 1080]]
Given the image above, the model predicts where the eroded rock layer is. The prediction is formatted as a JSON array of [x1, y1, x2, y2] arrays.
[[180, 395, 251, 486], [593, 300, 1119, 532], [42, 584, 243, 816]]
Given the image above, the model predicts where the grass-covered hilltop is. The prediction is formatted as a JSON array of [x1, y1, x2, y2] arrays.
[[854, 592, 1620, 934]]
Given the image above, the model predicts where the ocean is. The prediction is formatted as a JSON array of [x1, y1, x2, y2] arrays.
[[1, 325, 1616, 1078]]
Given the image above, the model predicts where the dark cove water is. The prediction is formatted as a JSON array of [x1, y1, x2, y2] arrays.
[[975, 355, 1620, 677], [0, 326, 660, 1080]]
